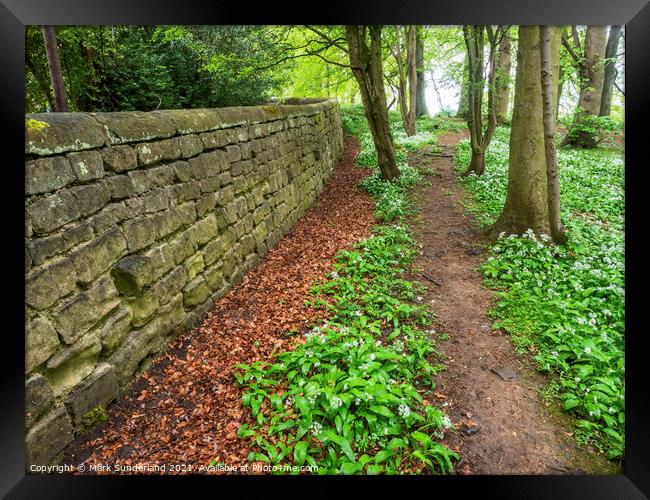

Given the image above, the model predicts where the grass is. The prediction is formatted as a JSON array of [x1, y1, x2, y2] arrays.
[[454, 126, 625, 460]]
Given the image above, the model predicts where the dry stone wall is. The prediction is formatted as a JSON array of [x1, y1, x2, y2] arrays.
[[24, 99, 344, 464]]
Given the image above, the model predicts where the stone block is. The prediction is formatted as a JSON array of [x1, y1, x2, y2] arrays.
[[25, 258, 77, 311], [101, 145, 138, 172], [109, 293, 184, 384], [26, 113, 106, 155], [151, 266, 187, 306], [54, 274, 120, 345], [126, 289, 160, 327], [71, 227, 128, 286], [225, 145, 241, 163], [196, 193, 217, 217], [105, 174, 136, 200], [91, 111, 175, 144], [26, 373, 55, 429], [204, 263, 225, 291], [143, 242, 175, 281], [67, 150, 105, 182], [25, 156, 75, 195], [65, 362, 119, 427], [69, 182, 111, 217], [184, 253, 205, 281], [44, 333, 102, 394], [170, 228, 197, 264], [201, 237, 223, 266], [26, 316, 60, 374], [182, 276, 210, 308], [28, 189, 80, 235], [142, 189, 171, 214], [178, 134, 203, 158], [136, 137, 181, 165], [122, 216, 156, 252], [99, 306, 132, 354], [193, 214, 218, 247], [25, 405, 74, 465], [129, 164, 175, 194], [173, 181, 202, 203], [111, 255, 154, 295]]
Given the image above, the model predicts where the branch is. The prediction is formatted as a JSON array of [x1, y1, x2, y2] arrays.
[[561, 32, 581, 63]]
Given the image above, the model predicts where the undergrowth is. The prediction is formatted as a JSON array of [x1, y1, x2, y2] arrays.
[[227, 106, 459, 474], [454, 126, 625, 460]]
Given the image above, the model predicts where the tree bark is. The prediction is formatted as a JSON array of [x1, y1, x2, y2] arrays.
[[455, 56, 470, 119], [495, 33, 512, 124], [599, 25, 623, 116], [539, 26, 568, 244], [415, 26, 428, 117], [563, 26, 607, 147], [491, 26, 550, 237], [346, 25, 401, 181], [42, 25, 69, 112], [393, 26, 417, 136], [463, 25, 500, 176]]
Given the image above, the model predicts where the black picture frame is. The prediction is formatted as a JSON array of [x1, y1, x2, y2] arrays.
[[3, 1, 649, 497]]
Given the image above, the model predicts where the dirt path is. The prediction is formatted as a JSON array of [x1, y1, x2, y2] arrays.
[[409, 128, 616, 475]]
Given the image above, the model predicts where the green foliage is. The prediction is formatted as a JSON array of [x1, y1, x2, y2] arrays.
[[455, 126, 625, 460], [342, 104, 449, 222], [82, 405, 109, 429], [564, 112, 623, 148], [234, 226, 458, 474], [25, 26, 289, 112], [232, 105, 458, 475]]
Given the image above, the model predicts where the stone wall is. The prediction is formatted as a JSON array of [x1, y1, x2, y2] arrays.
[[24, 99, 344, 464]]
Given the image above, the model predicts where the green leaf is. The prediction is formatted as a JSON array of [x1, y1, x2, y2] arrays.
[[293, 441, 308, 466]]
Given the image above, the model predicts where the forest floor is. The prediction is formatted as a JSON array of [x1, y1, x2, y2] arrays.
[[64, 127, 618, 475], [407, 128, 618, 474]]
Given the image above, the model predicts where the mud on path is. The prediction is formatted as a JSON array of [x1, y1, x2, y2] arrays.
[[409, 127, 616, 475]]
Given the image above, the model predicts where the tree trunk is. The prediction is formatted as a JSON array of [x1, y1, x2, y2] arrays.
[[463, 25, 500, 177], [415, 26, 428, 117], [394, 26, 417, 136], [491, 26, 550, 237], [539, 26, 568, 244], [555, 65, 563, 121], [495, 33, 512, 124], [563, 26, 607, 147], [455, 56, 470, 119], [464, 25, 486, 175], [346, 25, 401, 181], [42, 25, 69, 112], [599, 25, 622, 116]]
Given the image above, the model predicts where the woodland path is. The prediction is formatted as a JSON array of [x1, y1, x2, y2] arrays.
[[408, 129, 616, 474]]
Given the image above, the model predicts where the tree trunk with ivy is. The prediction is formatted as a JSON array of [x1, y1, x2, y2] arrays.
[[346, 25, 401, 181], [491, 26, 550, 237], [562, 26, 607, 148], [540, 26, 568, 244]]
